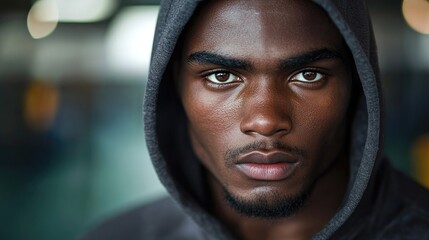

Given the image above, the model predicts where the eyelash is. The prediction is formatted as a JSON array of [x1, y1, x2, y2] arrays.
[[203, 70, 242, 89], [201, 68, 328, 89], [290, 69, 327, 83]]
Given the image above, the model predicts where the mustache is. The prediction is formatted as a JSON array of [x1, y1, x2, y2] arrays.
[[225, 141, 307, 164]]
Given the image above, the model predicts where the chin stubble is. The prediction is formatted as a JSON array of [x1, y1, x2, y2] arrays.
[[222, 140, 311, 218], [223, 187, 311, 219]]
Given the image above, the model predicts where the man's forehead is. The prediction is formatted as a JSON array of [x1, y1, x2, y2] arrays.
[[181, 0, 345, 63], [193, 0, 330, 23]]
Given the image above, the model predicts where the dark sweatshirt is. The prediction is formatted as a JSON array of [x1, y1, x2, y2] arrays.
[[83, 0, 429, 239]]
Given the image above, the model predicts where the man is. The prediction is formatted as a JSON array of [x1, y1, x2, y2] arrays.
[[84, 0, 429, 239]]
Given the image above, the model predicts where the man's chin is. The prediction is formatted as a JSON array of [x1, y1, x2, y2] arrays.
[[223, 187, 311, 219]]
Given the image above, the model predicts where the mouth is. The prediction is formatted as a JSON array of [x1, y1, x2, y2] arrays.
[[235, 151, 299, 181]]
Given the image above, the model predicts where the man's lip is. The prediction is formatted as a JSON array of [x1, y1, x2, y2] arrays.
[[236, 151, 299, 164], [234, 151, 299, 181]]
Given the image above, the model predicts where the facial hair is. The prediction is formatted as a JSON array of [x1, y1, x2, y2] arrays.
[[221, 140, 312, 218], [223, 186, 311, 219]]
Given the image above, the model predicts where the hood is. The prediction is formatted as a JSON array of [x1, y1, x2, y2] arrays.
[[143, 0, 383, 239]]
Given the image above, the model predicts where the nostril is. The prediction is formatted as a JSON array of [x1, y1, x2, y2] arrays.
[[240, 114, 291, 137]]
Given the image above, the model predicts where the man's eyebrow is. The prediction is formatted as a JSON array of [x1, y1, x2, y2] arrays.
[[187, 51, 250, 70], [280, 48, 343, 70], [186, 49, 343, 71]]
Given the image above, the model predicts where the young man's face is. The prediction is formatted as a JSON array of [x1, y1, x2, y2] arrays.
[[177, 0, 353, 217]]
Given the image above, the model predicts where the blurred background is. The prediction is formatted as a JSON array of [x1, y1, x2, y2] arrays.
[[0, 0, 428, 239]]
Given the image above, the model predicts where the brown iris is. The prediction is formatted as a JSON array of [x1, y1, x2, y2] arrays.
[[215, 72, 230, 82], [302, 71, 317, 81]]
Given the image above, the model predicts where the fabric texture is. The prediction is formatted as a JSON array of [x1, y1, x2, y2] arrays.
[[82, 0, 429, 239]]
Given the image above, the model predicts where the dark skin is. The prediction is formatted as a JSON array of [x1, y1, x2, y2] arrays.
[[177, 0, 352, 239]]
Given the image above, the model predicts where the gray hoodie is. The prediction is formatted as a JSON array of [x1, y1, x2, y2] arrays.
[[83, 0, 429, 239]]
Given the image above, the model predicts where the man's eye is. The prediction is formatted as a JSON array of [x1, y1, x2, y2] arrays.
[[292, 71, 324, 82], [206, 72, 240, 84]]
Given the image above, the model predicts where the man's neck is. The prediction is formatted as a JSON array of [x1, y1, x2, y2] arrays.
[[209, 157, 349, 240]]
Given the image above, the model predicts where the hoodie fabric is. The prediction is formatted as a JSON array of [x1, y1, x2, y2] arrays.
[[83, 0, 429, 239]]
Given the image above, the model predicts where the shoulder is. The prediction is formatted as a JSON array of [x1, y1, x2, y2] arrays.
[[81, 197, 204, 240], [375, 165, 429, 239], [389, 166, 429, 214]]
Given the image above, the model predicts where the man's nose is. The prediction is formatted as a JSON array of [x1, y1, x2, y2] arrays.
[[239, 83, 292, 137]]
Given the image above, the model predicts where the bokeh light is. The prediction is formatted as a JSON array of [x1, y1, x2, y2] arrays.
[[27, 0, 118, 39], [55, 0, 118, 23], [106, 6, 159, 78], [27, 0, 59, 39], [24, 81, 60, 131], [412, 135, 429, 188], [402, 0, 429, 34]]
